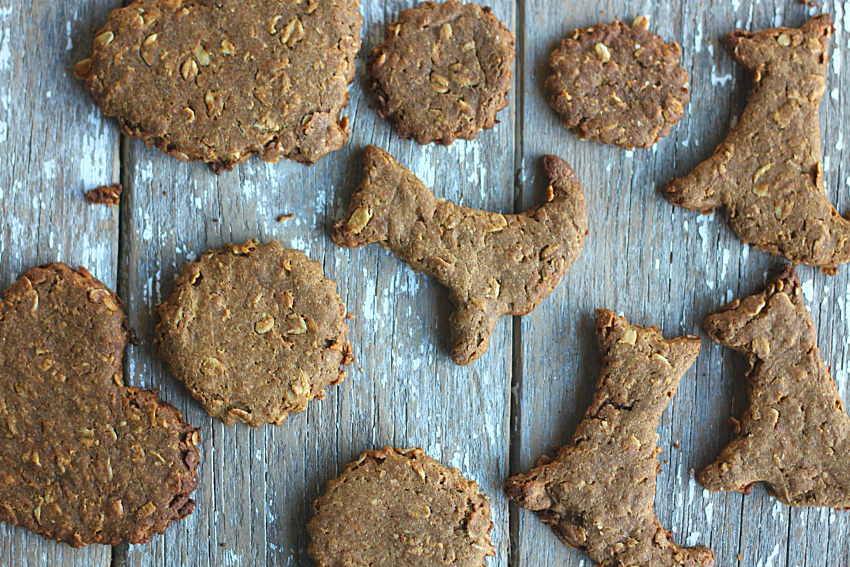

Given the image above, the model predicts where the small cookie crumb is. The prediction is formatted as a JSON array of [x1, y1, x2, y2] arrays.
[[277, 213, 294, 222], [84, 183, 122, 206]]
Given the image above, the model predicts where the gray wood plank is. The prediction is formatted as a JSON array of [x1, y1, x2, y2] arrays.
[[0, 1, 120, 566], [4, 0, 850, 565], [513, 1, 850, 567], [114, 1, 516, 565]]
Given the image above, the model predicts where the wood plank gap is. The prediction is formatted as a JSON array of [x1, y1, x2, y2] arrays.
[[508, 0, 525, 566], [110, 133, 129, 567]]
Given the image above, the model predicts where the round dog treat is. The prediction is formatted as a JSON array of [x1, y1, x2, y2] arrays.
[[78, 0, 363, 172], [154, 240, 353, 428], [308, 447, 495, 566], [0, 263, 200, 547], [546, 17, 689, 149], [368, 0, 515, 145]]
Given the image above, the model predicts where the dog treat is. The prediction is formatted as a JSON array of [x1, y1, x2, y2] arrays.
[[546, 17, 689, 149], [699, 265, 850, 507], [77, 0, 362, 172], [308, 447, 494, 566], [505, 310, 714, 567], [332, 145, 586, 366], [84, 183, 122, 206], [155, 240, 353, 428], [0, 263, 200, 547], [368, 0, 515, 145], [663, 15, 850, 271]]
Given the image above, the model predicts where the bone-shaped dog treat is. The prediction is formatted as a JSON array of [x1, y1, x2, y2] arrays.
[[663, 15, 850, 271], [505, 310, 714, 567], [332, 145, 587, 366], [699, 265, 850, 507]]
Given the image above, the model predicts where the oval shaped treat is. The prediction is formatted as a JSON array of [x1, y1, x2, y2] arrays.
[[547, 17, 689, 149], [154, 240, 353, 428], [78, 0, 363, 172], [308, 447, 494, 566], [0, 263, 200, 547], [369, 0, 515, 145]]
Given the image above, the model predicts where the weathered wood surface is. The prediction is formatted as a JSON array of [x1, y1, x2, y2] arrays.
[[1, 1, 849, 566]]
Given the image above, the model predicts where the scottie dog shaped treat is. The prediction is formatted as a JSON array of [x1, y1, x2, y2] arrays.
[[332, 145, 587, 365], [664, 15, 850, 271], [699, 266, 850, 507], [505, 310, 714, 567]]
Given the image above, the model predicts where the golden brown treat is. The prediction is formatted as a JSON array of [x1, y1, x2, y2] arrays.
[[547, 17, 689, 149], [332, 145, 587, 366], [663, 15, 850, 270], [308, 447, 494, 566], [368, 0, 515, 145], [84, 183, 122, 206], [78, 0, 362, 172], [505, 310, 714, 567], [699, 265, 850, 507], [154, 240, 353, 428], [0, 263, 200, 547]]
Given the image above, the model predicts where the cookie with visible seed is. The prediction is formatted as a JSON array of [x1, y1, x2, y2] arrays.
[[77, 0, 362, 172], [699, 265, 850, 507], [368, 0, 515, 145], [0, 263, 200, 547], [663, 15, 850, 270], [547, 17, 689, 149], [505, 310, 714, 567], [332, 145, 586, 366], [154, 240, 353, 428], [308, 447, 494, 566]]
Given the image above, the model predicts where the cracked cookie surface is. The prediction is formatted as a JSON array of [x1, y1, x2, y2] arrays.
[[155, 240, 352, 428], [663, 15, 850, 270], [332, 145, 586, 366], [699, 265, 850, 507], [79, 0, 362, 172], [505, 310, 714, 567], [308, 447, 494, 567], [547, 17, 689, 149], [368, 0, 515, 145], [0, 263, 200, 547]]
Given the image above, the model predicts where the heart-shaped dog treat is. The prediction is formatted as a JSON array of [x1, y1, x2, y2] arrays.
[[0, 264, 200, 547], [77, 0, 363, 172]]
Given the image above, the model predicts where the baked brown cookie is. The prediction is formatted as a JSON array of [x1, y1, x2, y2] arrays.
[[505, 310, 714, 567], [546, 17, 689, 149], [154, 240, 353, 428], [77, 0, 362, 172], [0, 263, 200, 547], [699, 265, 850, 507], [368, 0, 515, 145], [308, 447, 494, 566], [663, 15, 850, 271], [332, 145, 586, 366]]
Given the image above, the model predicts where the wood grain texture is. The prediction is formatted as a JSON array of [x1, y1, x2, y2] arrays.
[[0, 0, 119, 566], [1, 1, 849, 566]]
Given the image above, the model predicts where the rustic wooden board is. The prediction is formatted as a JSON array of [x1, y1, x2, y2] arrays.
[[514, 2, 850, 567], [0, 1, 119, 566], [1, 0, 849, 566]]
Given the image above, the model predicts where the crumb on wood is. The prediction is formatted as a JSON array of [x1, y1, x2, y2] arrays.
[[84, 183, 122, 206], [277, 213, 295, 222], [673, 442, 680, 448], [163, 191, 168, 196], [220, 542, 227, 548], [212, 218, 219, 223], [345, 313, 354, 319]]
